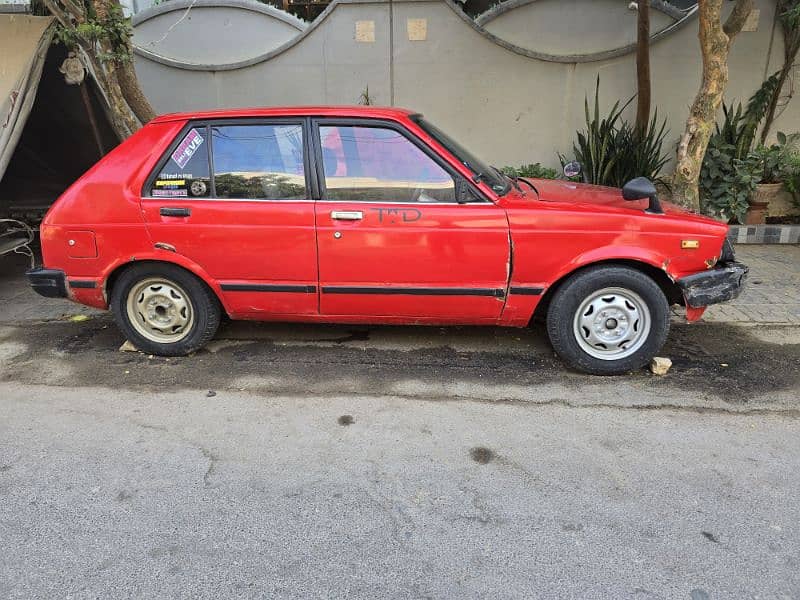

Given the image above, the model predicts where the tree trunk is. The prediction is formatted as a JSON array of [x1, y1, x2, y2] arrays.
[[43, 0, 154, 141], [635, 0, 651, 133], [672, 0, 754, 210], [760, 0, 800, 144], [116, 60, 156, 124]]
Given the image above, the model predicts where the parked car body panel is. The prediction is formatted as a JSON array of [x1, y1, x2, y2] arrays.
[[36, 106, 735, 328]]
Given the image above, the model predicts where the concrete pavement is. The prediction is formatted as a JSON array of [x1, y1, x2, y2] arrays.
[[1, 384, 799, 599], [0, 244, 798, 598]]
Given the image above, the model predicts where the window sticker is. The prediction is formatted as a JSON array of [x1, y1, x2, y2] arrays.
[[189, 180, 208, 196], [171, 129, 205, 169], [152, 189, 189, 197]]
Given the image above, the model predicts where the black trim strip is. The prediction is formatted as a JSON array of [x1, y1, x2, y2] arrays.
[[221, 283, 317, 293], [68, 280, 97, 289], [510, 286, 544, 296], [321, 286, 504, 297]]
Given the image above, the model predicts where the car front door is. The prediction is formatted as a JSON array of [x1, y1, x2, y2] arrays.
[[312, 120, 510, 322], [140, 119, 318, 318]]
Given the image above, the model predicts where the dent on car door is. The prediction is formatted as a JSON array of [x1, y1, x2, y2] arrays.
[[312, 121, 510, 322], [140, 120, 319, 317]]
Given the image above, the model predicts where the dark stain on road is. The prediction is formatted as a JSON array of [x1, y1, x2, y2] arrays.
[[337, 415, 355, 426], [318, 330, 370, 344], [701, 531, 719, 543], [1, 317, 798, 404], [470, 447, 495, 464]]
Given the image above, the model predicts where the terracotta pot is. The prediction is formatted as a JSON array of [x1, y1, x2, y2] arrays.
[[744, 200, 770, 225], [746, 183, 783, 225]]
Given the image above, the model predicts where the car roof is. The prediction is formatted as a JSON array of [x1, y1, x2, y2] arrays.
[[150, 105, 417, 124]]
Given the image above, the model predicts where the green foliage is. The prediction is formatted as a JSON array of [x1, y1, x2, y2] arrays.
[[563, 78, 669, 188], [713, 75, 782, 161], [776, 132, 800, 207], [567, 78, 632, 186], [612, 111, 670, 189], [53, 1, 134, 64], [738, 73, 781, 155], [784, 157, 800, 208], [750, 145, 785, 184], [700, 140, 760, 224], [500, 163, 559, 180], [749, 132, 800, 184]]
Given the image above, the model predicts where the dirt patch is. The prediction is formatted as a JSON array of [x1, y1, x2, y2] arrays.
[[470, 447, 495, 464], [0, 317, 797, 405]]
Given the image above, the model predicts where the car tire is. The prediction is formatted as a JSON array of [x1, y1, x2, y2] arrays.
[[545, 265, 670, 375], [110, 263, 221, 356]]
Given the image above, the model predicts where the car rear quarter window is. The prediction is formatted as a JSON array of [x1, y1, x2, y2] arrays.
[[211, 124, 306, 200], [319, 125, 456, 203], [150, 127, 211, 198]]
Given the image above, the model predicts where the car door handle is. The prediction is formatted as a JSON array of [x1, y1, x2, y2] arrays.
[[330, 210, 363, 221], [160, 207, 191, 217]]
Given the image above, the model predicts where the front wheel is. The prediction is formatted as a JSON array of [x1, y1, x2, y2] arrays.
[[545, 266, 670, 375], [110, 263, 221, 356]]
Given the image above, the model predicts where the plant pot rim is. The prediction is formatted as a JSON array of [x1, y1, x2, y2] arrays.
[[756, 182, 784, 189]]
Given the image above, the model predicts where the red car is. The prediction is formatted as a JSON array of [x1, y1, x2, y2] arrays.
[[28, 106, 747, 374]]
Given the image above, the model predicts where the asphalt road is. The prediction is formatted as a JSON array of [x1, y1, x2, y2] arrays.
[[1, 310, 799, 599]]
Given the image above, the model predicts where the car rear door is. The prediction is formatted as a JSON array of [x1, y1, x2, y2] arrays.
[[312, 119, 510, 322], [140, 119, 318, 318]]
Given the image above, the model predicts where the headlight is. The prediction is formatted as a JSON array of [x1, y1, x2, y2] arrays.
[[720, 238, 735, 262]]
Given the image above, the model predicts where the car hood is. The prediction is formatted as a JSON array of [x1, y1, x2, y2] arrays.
[[522, 178, 717, 224]]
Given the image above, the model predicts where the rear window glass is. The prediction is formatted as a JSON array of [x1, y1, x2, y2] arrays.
[[150, 127, 211, 198], [211, 124, 306, 200]]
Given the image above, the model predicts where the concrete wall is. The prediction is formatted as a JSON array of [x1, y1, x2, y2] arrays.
[[131, 0, 799, 170]]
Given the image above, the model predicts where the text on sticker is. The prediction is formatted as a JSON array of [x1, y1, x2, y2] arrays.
[[171, 130, 204, 169]]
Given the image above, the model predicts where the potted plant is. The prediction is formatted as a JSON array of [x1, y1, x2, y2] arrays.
[[747, 144, 785, 223], [747, 133, 800, 223]]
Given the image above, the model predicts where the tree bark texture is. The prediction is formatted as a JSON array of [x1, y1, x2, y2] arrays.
[[760, 0, 800, 144], [635, 0, 651, 134], [672, 0, 754, 210]]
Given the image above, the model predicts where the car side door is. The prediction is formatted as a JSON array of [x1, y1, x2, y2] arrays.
[[312, 119, 510, 323], [139, 119, 318, 318]]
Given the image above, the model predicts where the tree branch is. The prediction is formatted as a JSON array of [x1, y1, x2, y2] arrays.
[[723, 0, 754, 38]]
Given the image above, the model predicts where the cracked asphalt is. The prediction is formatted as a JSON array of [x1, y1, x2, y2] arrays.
[[1, 250, 799, 598]]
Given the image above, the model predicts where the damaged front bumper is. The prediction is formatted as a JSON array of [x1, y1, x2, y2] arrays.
[[677, 261, 748, 308]]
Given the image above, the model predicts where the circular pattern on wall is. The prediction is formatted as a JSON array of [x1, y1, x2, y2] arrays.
[[475, 0, 698, 63]]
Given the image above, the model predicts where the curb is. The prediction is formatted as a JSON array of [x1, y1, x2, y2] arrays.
[[728, 224, 800, 244]]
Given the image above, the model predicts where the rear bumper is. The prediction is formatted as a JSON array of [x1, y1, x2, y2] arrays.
[[677, 261, 748, 308], [27, 268, 68, 298]]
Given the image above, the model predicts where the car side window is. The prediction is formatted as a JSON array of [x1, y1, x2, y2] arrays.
[[319, 125, 456, 203], [211, 124, 306, 200], [150, 127, 211, 198]]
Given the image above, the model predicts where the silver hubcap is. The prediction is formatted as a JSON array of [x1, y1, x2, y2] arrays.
[[126, 278, 194, 344], [572, 287, 651, 360]]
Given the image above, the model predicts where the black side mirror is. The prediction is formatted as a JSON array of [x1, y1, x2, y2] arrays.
[[622, 177, 663, 214]]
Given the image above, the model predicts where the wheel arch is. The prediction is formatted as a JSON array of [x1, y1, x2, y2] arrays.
[[104, 257, 231, 315], [532, 258, 683, 324]]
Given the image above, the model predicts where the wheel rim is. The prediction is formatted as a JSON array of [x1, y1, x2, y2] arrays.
[[125, 277, 194, 344], [572, 286, 651, 361]]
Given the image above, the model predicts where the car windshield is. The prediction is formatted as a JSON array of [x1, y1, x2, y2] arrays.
[[411, 115, 510, 195]]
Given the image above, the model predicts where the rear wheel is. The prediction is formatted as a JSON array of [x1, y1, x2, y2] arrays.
[[545, 266, 670, 375], [110, 263, 221, 356]]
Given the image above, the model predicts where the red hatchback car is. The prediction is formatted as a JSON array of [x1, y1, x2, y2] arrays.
[[28, 106, 747, 374]]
